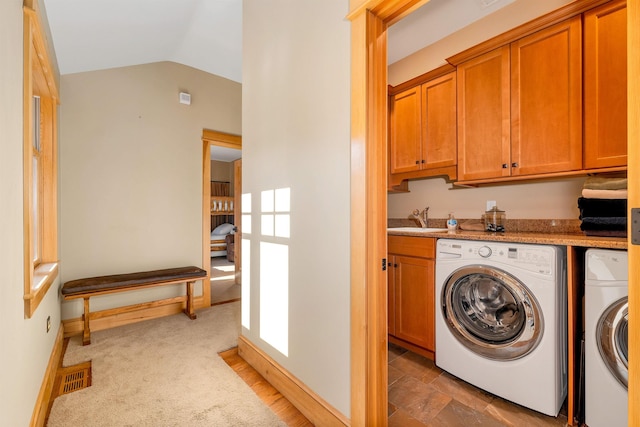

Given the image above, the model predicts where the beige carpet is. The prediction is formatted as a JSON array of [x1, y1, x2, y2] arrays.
[[47, 302, 285, 427]]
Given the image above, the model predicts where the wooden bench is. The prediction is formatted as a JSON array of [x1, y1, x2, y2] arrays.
[[61, 266, 207, 345]]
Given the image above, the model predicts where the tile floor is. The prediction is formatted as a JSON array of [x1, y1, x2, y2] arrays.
[[388, 343, 570, 427]]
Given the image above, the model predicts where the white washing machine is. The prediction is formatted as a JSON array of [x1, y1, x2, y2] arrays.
[[585, 249, 628, 427], [435, 239, 567, 417]]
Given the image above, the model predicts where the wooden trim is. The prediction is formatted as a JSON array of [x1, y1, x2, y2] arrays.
[[388, 64, 455, 95], [30, 325, 64, 427], [23, 5, 60, 318], [388, 165, 457, 187], [23, 7, 59, 99], [62, 296, 204, 337], [446, 0, 613, 66], [347, 0, 429, 26], [349, 9, 388, 426], [23, 7, 35, 316], [233, 159, 242, 284], [349, 2, 434, 424], [202, 129, 242, 149], [627, 0, 639, 424], [454, 166, 628, 187], [238, 336, 349, 427], [202, 130, 242, 305], [566, 246, 580, 426], [202, 139, 212, 306]]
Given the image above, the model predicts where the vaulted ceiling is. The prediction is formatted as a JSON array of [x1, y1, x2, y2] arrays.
[[43, 0, 515, 84]]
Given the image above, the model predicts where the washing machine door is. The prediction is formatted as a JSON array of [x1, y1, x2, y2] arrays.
[[598, 297, 628, 389], [442, 265, 543, 360]]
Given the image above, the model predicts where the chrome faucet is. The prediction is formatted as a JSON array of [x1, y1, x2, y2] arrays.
[[411, 207, 429, 228]]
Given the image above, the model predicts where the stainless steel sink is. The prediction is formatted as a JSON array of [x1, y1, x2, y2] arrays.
[[387, 227, 448, 233]]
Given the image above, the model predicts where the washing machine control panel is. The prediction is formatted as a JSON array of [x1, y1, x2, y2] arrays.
[[437, 240, 557, 276], [478, 246, 492, 258]]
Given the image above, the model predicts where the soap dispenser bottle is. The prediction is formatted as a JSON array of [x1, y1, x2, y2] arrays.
[[446, 212, 458, 232]]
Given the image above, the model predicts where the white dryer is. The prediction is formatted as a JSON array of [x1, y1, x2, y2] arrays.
[[435, 239, 567, 417], [585, 248, 628, 427]]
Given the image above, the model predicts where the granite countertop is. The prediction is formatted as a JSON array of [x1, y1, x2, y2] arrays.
[[387, 218, 627, 250]]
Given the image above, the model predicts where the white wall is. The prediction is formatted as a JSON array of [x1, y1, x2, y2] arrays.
[[59, 62, 241, 319], [0, 1, 62, 425], [388, 0, 584, 221], [242, 0, 351, 417]]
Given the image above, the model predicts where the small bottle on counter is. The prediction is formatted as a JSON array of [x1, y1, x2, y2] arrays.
[[447, 212, 458, 232]]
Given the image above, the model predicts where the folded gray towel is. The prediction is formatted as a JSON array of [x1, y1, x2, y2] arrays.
[[583, 176, 627, 190]]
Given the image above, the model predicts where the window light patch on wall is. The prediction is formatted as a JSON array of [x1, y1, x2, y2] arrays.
[[241, 239, 251, 329]]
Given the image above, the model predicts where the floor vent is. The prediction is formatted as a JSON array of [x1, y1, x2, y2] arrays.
[[58, 361, 92, 396]]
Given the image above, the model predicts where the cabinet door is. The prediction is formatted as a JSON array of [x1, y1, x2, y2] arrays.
[[422, 72, 457, 170], [388, 255, 396, 336], [389, 87, 422, 174], [393, 255, 435, 351], [510, 17, 582, 176], [584, 0, 627, 169], [457, 46, 511, 181]]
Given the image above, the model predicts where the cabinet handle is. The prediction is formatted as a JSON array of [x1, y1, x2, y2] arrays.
[[502, 163, 508, 169], [415, 160, 420, 165], [394, 264, 398, 268], [421, 159, 425, 164], [512, 162, 518, 168]]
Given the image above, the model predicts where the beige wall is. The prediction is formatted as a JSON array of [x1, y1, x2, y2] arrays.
[[388, 177, 585, 220], [211, 159, 234, 193], [388, 0, 584, 221], [243, 0, 351, 417], [59, 61, 241, 319], [0, 0, 62, 424]]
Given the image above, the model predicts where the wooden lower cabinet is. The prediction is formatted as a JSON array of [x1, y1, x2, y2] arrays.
[[388, 236, 436, 358]]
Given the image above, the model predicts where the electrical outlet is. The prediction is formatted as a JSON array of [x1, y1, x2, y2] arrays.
[[46, 315, 51, 333], [486, 200, 496, 211]]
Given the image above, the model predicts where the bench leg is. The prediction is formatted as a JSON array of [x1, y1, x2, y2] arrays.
[[185, 280, 197, 320], [82, 297, 91, 345]]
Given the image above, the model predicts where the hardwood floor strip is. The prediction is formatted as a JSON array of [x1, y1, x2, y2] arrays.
[[219, 347, 313, 427]]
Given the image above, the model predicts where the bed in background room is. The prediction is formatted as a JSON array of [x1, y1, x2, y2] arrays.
[[210, 223, 235, 258]]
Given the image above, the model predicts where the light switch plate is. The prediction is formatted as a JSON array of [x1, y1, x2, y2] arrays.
[[632, 208, 640, 245]]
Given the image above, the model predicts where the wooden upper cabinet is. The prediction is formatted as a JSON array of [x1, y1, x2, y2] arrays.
[[510, 16, 583, 176], [388, 69, 457, 180], [584, 0, 627, 169], [421, 72, 457, 170], [457, 46, 511, 181], [389, 86, 422, 174]]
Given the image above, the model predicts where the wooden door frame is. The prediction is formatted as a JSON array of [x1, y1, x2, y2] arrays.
[[627, 0, 639, 424], [349, 1, 639, 425], [202, 129, 242, 308], [347, 1, 429, 425], [233, 159, 242, 284]]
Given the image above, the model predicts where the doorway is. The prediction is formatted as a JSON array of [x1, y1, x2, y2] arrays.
[[202, 130, 242, 307]]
